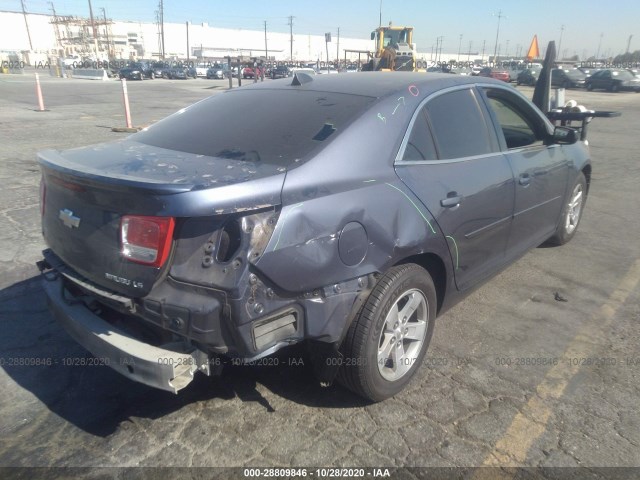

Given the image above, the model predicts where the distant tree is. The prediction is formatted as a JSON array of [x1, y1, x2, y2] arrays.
[[613, 50, 640, 63]]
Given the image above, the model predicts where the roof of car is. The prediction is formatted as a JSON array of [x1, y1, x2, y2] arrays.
[[227, 72, 506, 99]]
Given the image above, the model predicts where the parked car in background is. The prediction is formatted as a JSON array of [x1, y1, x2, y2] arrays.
[[585, 69, 640, 92], [166, 66, 191, 79], [289, 67, 317, 77], [195, 63, 209, 77], [119, 61, 155, 80], [270, 65, 291, 79], [516, 68, 539, 86], [37, 73, 591, 402], [427, 65, 454, 74], [151, 61, 171, 78], [577, 67, 601, 78], [478, 67, 510, 82], [451, 67, 473, 76], [551, 69, 587, 88], [242, 67, 263, 79], [317, 67, 339, 74], [206, 65, 229, 79]]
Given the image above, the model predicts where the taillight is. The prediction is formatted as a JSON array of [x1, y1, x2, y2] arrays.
[[40, 179, 46, 217], [120, 216, 175, 268]]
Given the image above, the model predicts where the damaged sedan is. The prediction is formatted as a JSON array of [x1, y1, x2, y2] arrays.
[[37, 72, 591, 401]]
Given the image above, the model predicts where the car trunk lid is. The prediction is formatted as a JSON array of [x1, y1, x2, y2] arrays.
[[39, 141, 284, 297]]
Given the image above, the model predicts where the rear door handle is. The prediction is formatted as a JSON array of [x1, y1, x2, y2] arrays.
[[519, 174, 531, 186], [440, 193, 462, 208]]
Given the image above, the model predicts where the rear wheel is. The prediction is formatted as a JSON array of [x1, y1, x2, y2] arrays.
[[548, 173, 587, 245], [586, 82, 593, 91], [337, 264, 436, 402], [611, 82, 620, 92]]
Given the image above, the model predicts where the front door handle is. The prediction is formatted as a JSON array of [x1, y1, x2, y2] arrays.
[[519, 174, 531, 186], [441, 193, 462, 208]]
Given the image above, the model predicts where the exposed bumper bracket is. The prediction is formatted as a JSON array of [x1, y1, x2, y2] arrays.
[[43, 277, 210, 394]]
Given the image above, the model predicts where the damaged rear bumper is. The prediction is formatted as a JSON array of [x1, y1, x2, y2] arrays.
[[42, 277, 210, 393]]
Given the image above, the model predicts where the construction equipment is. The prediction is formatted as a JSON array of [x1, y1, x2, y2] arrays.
[[363, 23, 417, 72]]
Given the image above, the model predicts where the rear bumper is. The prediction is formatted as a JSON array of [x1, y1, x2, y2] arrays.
[[42, 277, 210, 393]]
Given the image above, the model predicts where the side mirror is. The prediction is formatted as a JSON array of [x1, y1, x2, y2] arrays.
[[371, 32, 376, 41], [552, 126, 578, 144]]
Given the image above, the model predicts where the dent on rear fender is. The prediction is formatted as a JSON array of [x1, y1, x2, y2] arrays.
[[256, 181, 446, 293]]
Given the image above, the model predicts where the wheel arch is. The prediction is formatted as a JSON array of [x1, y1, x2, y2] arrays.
[[395, 252, 447, 314]]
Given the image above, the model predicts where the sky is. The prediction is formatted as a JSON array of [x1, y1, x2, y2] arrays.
[[3, 0, 639, 59]]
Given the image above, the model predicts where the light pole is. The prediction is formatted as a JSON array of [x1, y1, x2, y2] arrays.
[[492, 10, 506, 64], [457, 34, 462, 62], [596, 33, 603, 60], [557, 25, 565, 60]]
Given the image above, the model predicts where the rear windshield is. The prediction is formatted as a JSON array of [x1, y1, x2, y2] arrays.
[[134, 89, 375, 167], [566, 70, 586, 79], [612, 70, 634, 80]]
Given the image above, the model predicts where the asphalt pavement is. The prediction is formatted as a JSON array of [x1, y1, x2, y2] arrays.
[[0, 71, 638, 477]]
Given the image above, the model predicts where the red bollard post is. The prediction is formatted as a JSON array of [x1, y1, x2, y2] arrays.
[[35, 73, 45, 111], [121, 78, 132, 128]]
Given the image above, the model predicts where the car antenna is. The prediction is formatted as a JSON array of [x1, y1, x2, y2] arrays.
[[291, 72, 314, 86]]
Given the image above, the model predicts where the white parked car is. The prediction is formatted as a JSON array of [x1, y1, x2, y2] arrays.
[[195, 64, 209, 77]]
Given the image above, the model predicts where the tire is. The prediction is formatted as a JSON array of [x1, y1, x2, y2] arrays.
[[547, 173, 587, 246], [586, 83, 593, 91], [150, 72, 155, 79], [337, 264, 437, 402], [611, 82, 619, 93]]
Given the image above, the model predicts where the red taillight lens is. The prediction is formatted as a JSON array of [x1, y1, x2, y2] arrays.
[[120, 216, 175, 267]]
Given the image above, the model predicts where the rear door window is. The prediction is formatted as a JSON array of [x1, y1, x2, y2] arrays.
[[401, 110, 438, 161], [424, 88, 495, 159]]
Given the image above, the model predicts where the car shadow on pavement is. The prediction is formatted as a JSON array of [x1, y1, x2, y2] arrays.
[[0, 276, 367, 437]]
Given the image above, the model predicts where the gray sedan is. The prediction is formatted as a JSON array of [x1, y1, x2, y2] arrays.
[[37, 73, 590, 401]]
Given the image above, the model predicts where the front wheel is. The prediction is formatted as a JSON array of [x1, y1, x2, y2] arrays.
[[337, 264, 436, 402], [586, 83, 593, 91], [547, 173, 587, 246]]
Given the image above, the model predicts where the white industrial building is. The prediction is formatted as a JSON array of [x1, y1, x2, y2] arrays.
[[0, 10, 376, 64]]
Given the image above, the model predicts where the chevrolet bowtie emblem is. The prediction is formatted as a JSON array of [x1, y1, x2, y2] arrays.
[[59, 209, 81, 229]]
